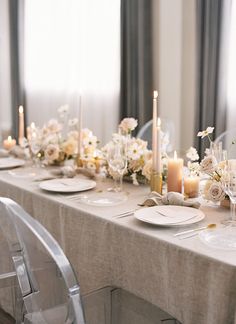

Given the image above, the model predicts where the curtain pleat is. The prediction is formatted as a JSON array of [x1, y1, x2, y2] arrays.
[[120, 0, 153, 134], [8, 0, 26, 141], [194, 0, 232, 157]]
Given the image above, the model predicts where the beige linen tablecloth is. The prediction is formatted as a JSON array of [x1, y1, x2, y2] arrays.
[[0, 168, 235, 324]]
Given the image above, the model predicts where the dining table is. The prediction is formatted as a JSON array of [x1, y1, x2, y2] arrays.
[[0, 164, 235, 324]]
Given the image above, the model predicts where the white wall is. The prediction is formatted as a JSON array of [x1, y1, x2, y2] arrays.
[[153, 0, 196, 154], [0, 0, 12, 139]]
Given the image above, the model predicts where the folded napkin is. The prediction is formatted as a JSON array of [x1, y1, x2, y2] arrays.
[[0, 149, 9, 158], [9, 146, 28, 159], [140, 191, 201, 209]]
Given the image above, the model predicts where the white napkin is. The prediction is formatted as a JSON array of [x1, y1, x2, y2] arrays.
[[140, 191, 201, 209], [0, 149, 9, 158]]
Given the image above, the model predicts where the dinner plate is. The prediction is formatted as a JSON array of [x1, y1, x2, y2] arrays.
[[39, 178, 96, 193], [134, 205, 205, 227], [0, 157, 25, 170], [80, 192, 128, 206], [199, 227, 236, 250]]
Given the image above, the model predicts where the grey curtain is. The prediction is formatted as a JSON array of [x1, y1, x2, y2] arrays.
[[9, 0, 26, 141], [120, 0, 153, 134], [194, 0, 232, 157]]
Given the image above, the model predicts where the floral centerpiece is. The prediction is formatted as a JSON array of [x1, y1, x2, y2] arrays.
[[186, 127, 227, 203], [28, 105, 98, 166], [101, 118, 168, 185]]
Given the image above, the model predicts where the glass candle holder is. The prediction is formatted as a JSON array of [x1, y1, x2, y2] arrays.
[[184, 175, 200, 198]]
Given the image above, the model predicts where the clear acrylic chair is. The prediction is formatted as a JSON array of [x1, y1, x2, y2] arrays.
[[0, 197, 85, 324], [137, 118, 175, 153]]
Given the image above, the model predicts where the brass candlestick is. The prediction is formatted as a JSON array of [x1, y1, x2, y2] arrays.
[[150, 170, 162, 194], [75, 153, 83, 168]]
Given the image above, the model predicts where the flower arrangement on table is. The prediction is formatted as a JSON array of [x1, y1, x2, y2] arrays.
[[186, 127, 227, 203], [27, 105, 98, 166], [101, 118, 168, 185], [27, 108, 170, 185]]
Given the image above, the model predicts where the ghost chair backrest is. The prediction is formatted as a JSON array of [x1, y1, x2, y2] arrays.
[[137, 118, 175, 153], [0, 197, 85, 324]]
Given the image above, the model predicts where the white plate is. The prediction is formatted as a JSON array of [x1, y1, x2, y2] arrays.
[[80, 192, 128, 206], [0, 157, 25, 170], [39, 178, 96, 193], [199, 227, 236, 250], [134, 205, 205, 227]]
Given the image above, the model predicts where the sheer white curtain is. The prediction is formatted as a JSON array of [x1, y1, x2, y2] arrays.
[[227, 0, 236, 130], [24, 0, 120, 144]]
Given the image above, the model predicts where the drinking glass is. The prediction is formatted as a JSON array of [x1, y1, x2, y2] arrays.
[[107, 144, 127, 192], [222, 160, 236, 225]]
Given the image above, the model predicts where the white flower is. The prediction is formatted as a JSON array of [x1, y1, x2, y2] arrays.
[[67, 130, 79, 140], [57, 104, 69, 115], [197, 127, 214, 138], [205, 181, 225, 202], [42, 134, 59, 148], [101, 141, 115, 156], [187, 161, 200, 174], [142, 160, 152, 181], [119, 118, 138, 134], [127, 142, 143, 160], [61, 138, 77, 156], [200, 155, 218, 174], [68, 118, 78, 127], [44, 144, 60, 161], [45, 119, 62, 134], [81, 128, 92, 139], [83, 135, 97, 148], [186, 147, 199, 161]]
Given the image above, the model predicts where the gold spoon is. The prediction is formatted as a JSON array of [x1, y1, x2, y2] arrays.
[[174, 223, 216, 237]]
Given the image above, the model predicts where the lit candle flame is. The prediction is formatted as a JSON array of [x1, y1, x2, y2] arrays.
[[31, 122, 36, 129], [153, 90, 158, 99], [157, 117, 161, 127], [19, 106, 24, 114], [174, 150, 178, 160], [7, 136, 12, 141]]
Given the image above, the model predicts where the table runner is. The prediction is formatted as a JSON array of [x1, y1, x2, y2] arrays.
[[0, 168, 235, 324]]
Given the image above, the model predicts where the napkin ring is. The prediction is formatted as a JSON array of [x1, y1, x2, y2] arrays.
[[150, 170, 162, 194]]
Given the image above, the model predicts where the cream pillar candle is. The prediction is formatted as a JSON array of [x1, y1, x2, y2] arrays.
[[18, 105, 24, 146], [167, 151, 183, 193], [184, 176, 200, 198], [3, 136, 16, 150], [152, 91, 158, 170]]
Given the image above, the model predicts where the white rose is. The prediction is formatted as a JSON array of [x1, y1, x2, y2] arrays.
[[119, 118, 138, 133], [206, 182, 225, 202], [200, 155, 218, 174], [44, 144, 60, 161]]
